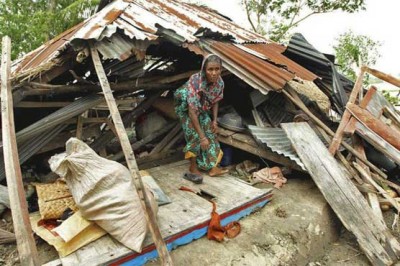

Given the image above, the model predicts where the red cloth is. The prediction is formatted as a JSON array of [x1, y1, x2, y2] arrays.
[[207, 201, 241, 242]]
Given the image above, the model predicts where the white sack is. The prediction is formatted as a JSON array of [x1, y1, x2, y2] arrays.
[[49, 138, 147, 252]]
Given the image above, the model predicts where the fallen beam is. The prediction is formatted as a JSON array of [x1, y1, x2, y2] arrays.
[[89, 42, 172, 265], [282, 122, 400, 266]]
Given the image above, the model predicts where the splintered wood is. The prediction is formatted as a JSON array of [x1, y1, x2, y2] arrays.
[[282, 122, 400, 266]]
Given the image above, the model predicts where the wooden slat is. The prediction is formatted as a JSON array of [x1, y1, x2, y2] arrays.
[[1, 36, 40, 265], [347, 103, 400, 150], [282, 122, 400, 266], [89, 42, 172, 266], [329, 68, 365, 154]]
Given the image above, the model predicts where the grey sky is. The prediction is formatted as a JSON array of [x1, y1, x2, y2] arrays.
[[199, 0, 399, 76]]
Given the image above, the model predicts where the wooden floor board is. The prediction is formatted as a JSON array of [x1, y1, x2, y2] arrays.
[[45, 160, 271, 266]]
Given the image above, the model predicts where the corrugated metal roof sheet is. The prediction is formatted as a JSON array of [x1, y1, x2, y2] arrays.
[[208, 41, 294, 92], [284, 33, 331, 68], [12, 0, 269, 77], [0, 124, 67, 181], [243, 43, 318, 81], [283, 33, 354, 112], [259, 92, 293, 126], [248, 125, 306, 170]]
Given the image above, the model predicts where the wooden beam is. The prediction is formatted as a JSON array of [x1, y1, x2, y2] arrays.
[[1, 36, 40, 265], [347, 103, 400, 150], [282, 122, 400, 265], [282, 87, 387, 179], [344, 86, 377, 135], [364, 66, 400, 88], [89, 42, 173, 266], [329, 68, 366, 154], [19, 70, 195, 97], [0, 228, 16, 244]]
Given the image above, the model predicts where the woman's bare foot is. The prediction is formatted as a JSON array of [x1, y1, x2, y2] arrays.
[[209, 167, 229, 177]]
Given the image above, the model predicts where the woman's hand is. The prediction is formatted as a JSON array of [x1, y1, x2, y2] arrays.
[[200, 137, 210, 150], [211, 121, 218, 134]]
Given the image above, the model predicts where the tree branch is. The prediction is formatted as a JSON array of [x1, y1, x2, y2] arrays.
[[243, 0, 258, 33]]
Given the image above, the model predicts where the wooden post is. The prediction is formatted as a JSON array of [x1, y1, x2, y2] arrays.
[[89, 42, 173, 266], [1, 36, 40, 265], [328, 68, 365, 154], [76, 116, 84, 139]]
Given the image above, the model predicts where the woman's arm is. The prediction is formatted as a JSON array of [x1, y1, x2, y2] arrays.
[[188, 107, 209, 150], [211, 102, 219, 133]]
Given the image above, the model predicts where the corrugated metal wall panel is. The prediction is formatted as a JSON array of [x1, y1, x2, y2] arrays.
[[248, 125, 306, 170]]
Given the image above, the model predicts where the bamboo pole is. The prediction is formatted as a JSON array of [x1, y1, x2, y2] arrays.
[[89, 42, 172, 265], [1, 36, 39, 265]]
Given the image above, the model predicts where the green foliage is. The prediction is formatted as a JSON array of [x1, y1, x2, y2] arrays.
[[333, 30, 381, 81], [0, 0, 100, 60], [382, 90, 400, 106], [241, 0, 365, 42]]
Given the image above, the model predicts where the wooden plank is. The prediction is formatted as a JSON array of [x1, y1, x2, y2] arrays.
[[329, 68, 365, 154], [89, 42, 172, 266], [282, 87, 387, 179], [1, 36, 39, 265], [347, 103, 400, 150], [282, 122, 400, 265], [382, 106, 400, 128]]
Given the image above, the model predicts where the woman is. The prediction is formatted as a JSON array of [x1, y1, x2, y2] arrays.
[[174, 54, 228, 177]]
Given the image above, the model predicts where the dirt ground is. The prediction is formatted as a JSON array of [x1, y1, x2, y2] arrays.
[[1, 174, 398, 265]]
